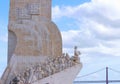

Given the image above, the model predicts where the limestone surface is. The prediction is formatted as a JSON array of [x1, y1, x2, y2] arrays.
[[33, 64, 82, 84], [0, 0, 82, 84], [8, 0, 62, 63]]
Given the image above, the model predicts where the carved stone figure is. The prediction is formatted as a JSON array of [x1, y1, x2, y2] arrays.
[[46, 63, 52, 76], [10, 77, 19, 84], [72, 46, 81, 64], [23, 68, 30, 83], [40, 69, 45, 79], [53, 58, 59, 72], [37, 66, 43, 79], [17, 74, 24, 84], [28, 66, 34, 83], [58, 56, 62, 71], [65, 53, 71, 67], [62, 56, 66, 70], [31, 70, 38, 82], [62, 53, 66, 57], [74, 46, 81, 57], [41, 63, 48, 77], [49, 61, 56, 74]]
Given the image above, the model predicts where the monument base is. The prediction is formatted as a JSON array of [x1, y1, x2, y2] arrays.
[[33, 64, 82, 84], [0, 55, 48, 84], [0, 55, 82, 84]]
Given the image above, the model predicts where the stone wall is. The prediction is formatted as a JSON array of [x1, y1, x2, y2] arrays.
[[8, 0, 62, 63]]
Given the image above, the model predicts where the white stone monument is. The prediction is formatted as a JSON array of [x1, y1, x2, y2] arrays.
[[0, 0, 82, 84]]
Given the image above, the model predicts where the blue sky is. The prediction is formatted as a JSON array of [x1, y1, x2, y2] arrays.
[[0, 0, 120, 81]]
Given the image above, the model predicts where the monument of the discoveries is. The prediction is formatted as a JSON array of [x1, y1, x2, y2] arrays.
[[0, 0, 82, 84]]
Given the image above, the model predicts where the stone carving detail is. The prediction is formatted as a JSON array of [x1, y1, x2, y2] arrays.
[[28, 3, 40, 15], [16, 3, 40, 20], [15, 0, 25, 3], [9, 46, 81, 84], [2, 0, 82, 84], [74, 46, 81, 57], [16, 8, 31, 19], [9, 76, 19, 84], [72, 46, 81, 63]]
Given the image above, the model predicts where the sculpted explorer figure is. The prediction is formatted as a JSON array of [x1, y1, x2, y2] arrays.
[[72, 46, 81, 64], [74, 46, 81, 57]]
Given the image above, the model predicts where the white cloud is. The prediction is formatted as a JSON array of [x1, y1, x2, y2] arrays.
[[0, 24, 8, 43], [52, 0, 120, 59], [0, 34, 8, 42], [92, 0, 120, 20]]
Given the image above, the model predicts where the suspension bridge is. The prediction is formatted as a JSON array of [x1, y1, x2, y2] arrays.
[[74, 67, 120, 84]]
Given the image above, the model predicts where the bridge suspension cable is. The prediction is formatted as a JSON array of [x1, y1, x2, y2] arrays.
[[76, 67, 106, 78], [74, 67, 120, 84], [108, 67, 120, 74]]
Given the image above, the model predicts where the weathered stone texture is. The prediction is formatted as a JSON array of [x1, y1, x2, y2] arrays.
[[8, 0, 62, 63], [0, 0, 82, 84]]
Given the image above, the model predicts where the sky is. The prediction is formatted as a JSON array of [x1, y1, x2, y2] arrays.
[[0, 0, 120, 82]]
